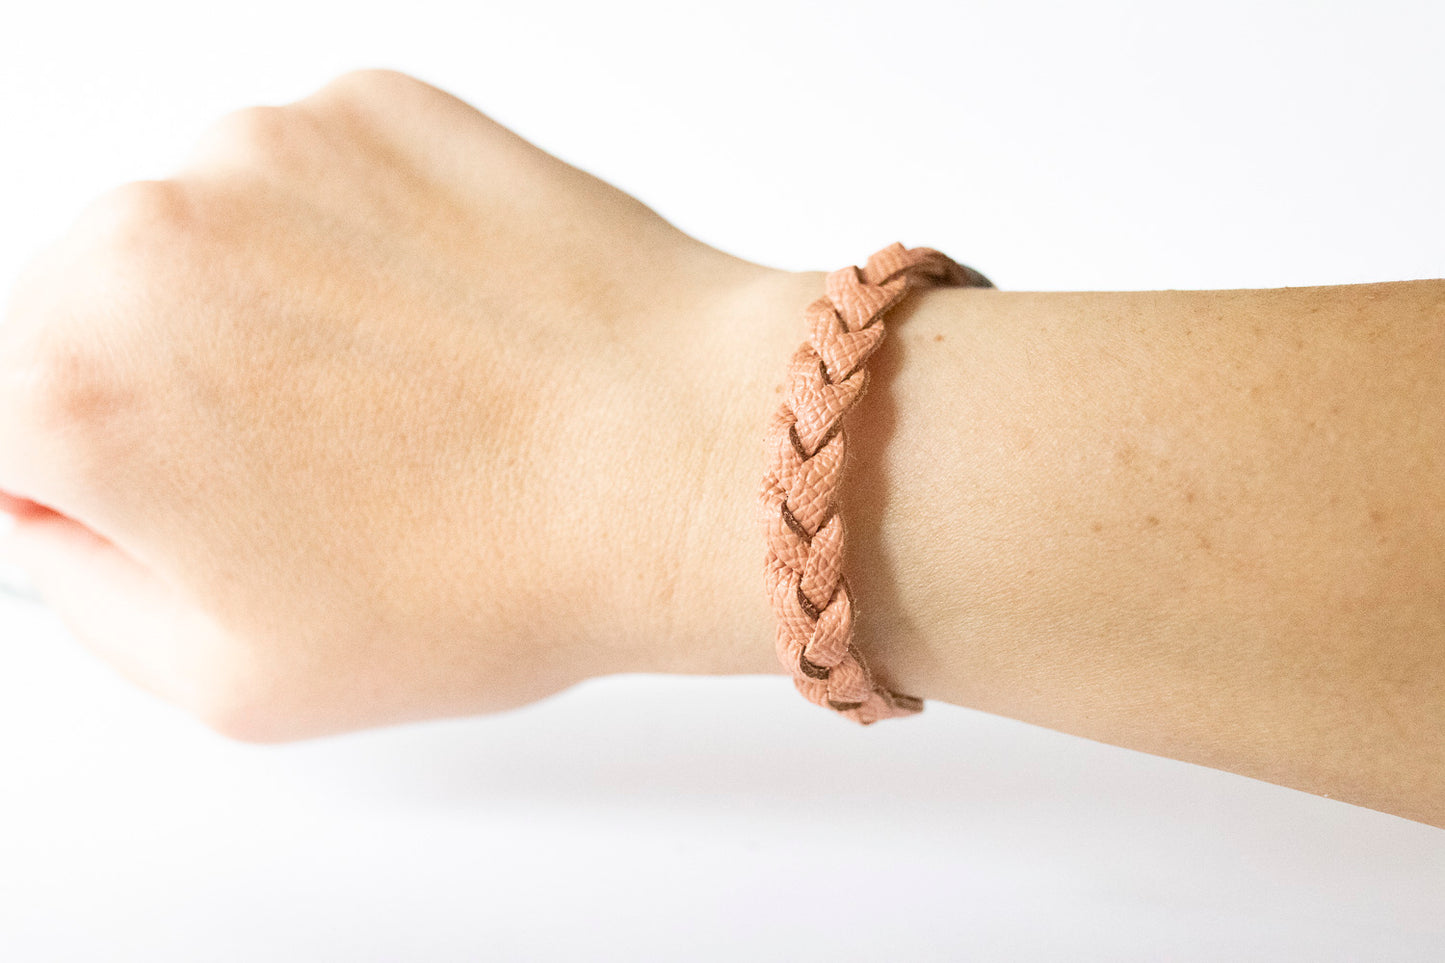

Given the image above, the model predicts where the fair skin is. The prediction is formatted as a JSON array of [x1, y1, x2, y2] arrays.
[[0, 70, 1440, 828]]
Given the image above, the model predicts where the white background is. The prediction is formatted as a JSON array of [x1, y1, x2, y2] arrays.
[[1, 1, 1442, 960]]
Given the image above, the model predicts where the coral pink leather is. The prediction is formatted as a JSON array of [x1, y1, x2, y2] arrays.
[[759, 242, 994, 724]]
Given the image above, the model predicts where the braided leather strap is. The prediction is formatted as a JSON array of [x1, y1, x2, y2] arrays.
[[759, 242, 994, 725]]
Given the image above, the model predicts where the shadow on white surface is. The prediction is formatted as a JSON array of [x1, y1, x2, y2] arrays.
[[1, 595, 1441, 961]]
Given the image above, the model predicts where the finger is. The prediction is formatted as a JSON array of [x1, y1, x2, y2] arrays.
[[0, 360, 135, 555], [0, 256, 70, 505], [0, 241, 159, 544], [0, 502, 229, 721], [0, 489, 38, 518], [0, 504, 35, 602]]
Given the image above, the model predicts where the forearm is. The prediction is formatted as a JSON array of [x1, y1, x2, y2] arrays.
[[670, 270, 1445, 827]]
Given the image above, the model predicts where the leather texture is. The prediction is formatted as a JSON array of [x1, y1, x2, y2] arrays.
[[759, 242, 994, 724]]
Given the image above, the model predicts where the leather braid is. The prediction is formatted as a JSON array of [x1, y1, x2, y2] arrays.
[[759, 242, 994, 725]]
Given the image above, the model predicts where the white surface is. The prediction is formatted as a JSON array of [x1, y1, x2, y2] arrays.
[[1, 1, 1442, 960]]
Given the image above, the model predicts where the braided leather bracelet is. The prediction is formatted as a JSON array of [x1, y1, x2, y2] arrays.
[[759, 242, 994, 725]]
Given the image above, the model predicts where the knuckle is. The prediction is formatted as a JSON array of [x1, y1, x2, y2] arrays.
[[298, 68, 470, 131], [67, 180, 216, 320], [194, 104, 319, 173], [21, 331, 130, 434], [74, 179, 194, 249], [7, 330, 139, 492], [66, 181, 205, 304], [310, 67, 424, 105]]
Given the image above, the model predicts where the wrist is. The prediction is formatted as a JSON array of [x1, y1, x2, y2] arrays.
[[610, 266, 830, 682], [586, 258, 953, 700]]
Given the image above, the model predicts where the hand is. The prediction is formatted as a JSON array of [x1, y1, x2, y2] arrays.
[[0, 69, 794, 742]]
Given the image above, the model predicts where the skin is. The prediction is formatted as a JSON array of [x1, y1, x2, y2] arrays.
[[0, 70, 1440, 827]]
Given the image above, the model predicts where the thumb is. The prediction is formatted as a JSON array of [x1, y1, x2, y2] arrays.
[[0, 496, 234, 724], [0, 503, 36, 602]]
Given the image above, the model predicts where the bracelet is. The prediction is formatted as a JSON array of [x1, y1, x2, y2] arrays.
[[759, 242, 994, 725]]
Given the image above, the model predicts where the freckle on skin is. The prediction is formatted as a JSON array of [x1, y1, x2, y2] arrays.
[[1185, 491, 1195, 503], [934, 333, 944, 342], [1145, 515, 1160, 527], [1091, 521, 1103, 533], [1370, 509, 1385, 525]]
